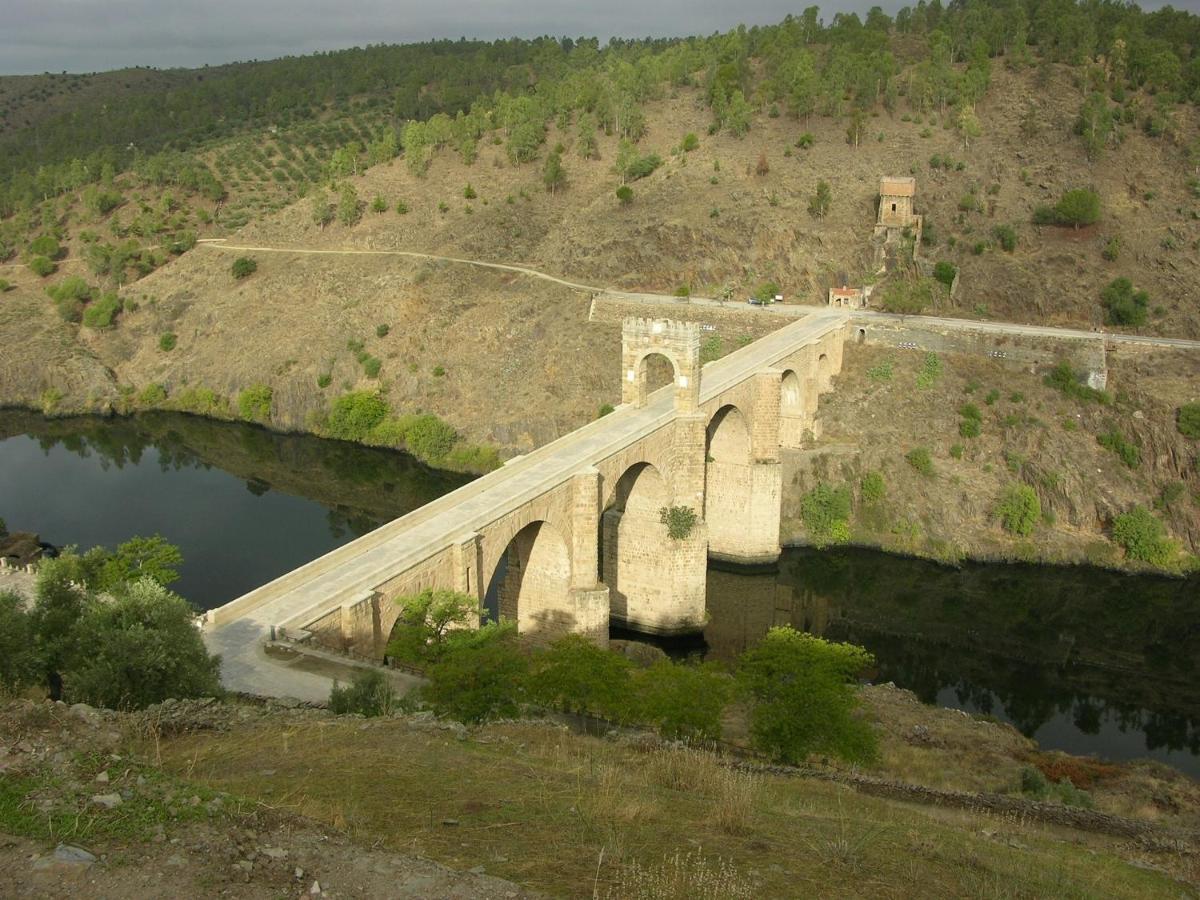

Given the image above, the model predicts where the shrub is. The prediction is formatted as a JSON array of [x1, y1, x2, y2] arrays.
[[959, 418, 981, 438], [28, 256, 56, 277], [1101, 236, 1120, 261], [29, 235, 62, 259], [370, 195, 388, 213], [432, 365, 445, 377], [362, 356, 382, 378], [46, 276, 93, 322], [375, 323, 390, 338], [993, 224, 1017, 252], [158, 332, 177, 352], [616, 185, 633, 205], [338, 184, 363, 225], [796, 133, 814, 149], [624, 153, 662, 181], [1112, 506, 1176, 566], [949, 443, 964, 459], [634, 660, 731, 741], [916, 352, 942, 389], [325, 390, 388, 441], [906, 447, 934, 476], [423, 622, 528, 722], [808, 180, 831, 218], [860, 471, 885, 503], [395, 200, 409, 214], [64, 579, 221, 710], [867, 359, 894, 381], [659, 505, 698, 540], [0, 278, 11, 292], [80, 290, 120, 328], [237, 384, 273, 423], [681, 132, 699, 152], [1178, 403, 1200, 439], [737, 627, 877, 765], [674, 284, 690, 297], [463, 183, 477, 199], [230, 256, 257, 279], [598, 403, 614, 418], [1038, 188, 1101, 228], [755, 152, 769, 176], [1043, 362, 1110, 404], [403, 413, 457, 462], [139, 383, 167, 405], [317, 373, 332, 389], [1097, 429, 1141, 468], [1101, 277, 1149, 327], [880, 278, 933, 314], [932, 261, 957, 287], [527, 635, 633, 720], [997, 484, 1041, 536], [800, 483, 851, 548], [958, 403, 981, 422], [329, 669, 397, 717], [0, 592, 39, 695]]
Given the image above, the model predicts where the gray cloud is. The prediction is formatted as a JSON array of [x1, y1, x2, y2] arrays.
[[1, 0, 1190, 75]]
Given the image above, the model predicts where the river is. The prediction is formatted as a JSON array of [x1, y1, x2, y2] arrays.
[[1, 409, 1196, 776]]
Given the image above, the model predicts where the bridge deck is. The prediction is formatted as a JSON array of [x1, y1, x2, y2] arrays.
[[205, 309, 848, 694]]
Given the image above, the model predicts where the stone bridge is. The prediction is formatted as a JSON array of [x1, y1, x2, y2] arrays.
[[204, 309, 849, 689]]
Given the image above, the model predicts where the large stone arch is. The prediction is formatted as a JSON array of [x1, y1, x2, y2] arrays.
[[601, 461, 672, 629], [484, 518, 574, 642], [705, 405, 755, 557]]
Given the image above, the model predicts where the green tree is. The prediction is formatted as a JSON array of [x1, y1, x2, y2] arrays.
[[94, 535, 184, 592], [996, 484, 1041, 536], [1101, 277, 1148, 327], [65, 579, 221, 710], [634, 660, 731, 741], [527, 634, 633, 719], [0, 592, 39, 695], [311, 192, 334, 228], [231, 256, 257, 279], [385, 588, 480, 666], [737, 627, 877, 765], [956, 105, 981, 151], [542, 150, 566, 193], [616, 185, 633, 205], [1054, 188, 1101, 229], [808, 180, 831, 218], [1074, 93, 1117, 160], [337, 183, 362, 226], [423, 622, 528, 722]]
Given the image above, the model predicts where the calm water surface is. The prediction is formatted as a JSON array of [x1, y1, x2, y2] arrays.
[[1, 410, 1196, 776]]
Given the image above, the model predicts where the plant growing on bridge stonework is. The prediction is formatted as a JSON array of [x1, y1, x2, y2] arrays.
[[800, 482, 851, 548], [659, 505, 698, 540]]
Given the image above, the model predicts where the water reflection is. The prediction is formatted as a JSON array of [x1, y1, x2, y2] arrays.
[[0, 410, 471, 609], [703, 549, 1200, 776]]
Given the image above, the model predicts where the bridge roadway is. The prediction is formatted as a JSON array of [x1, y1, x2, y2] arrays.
[[204, 307, 850, 698]]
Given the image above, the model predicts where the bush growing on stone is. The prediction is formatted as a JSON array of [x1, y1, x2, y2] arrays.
[[800, 482, 851, 548], [737, 627, 877, 765], [997, 484, 1041, 536], [1112, 506, 1176, 567], [598, 403, 615, 418], [658, 505, 698, 540], [237, 384, 273, 423], [329, 669, 398, 717]]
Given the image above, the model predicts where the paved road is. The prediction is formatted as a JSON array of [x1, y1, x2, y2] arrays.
[[205, 309, 849, 698]]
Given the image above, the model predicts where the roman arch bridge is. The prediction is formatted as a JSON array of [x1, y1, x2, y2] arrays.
[[204, 309, 850, 690]]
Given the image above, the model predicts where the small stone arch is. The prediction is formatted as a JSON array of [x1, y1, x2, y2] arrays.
[[635, 350, 678, 399], [621, 317, 700, 411], [780, 370, 803, 416], [817, 352, 832, 391], [779, 370, 807, 448], [706, 404, 751, 465], [483, 519, 573, 641]]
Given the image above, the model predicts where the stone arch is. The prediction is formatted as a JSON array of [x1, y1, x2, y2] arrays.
[[706, 404, 751, 465], [484, 519, 573, 641], [621, 317, 700, 411], [636, 350, 677, 398], [817, 352, 832, 391], [705, 405, 754, 555], [601, 461, 672, 628], [780, 370, 803, 416]]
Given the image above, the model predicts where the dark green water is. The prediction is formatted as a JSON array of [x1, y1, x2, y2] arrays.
[[1, 410, 1196, 776]]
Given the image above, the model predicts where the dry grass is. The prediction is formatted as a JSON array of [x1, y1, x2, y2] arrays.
[[150, 714, 1193, 898]]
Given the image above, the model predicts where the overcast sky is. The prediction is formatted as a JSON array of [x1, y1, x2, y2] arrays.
[[2, 0, 1193, 76]]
